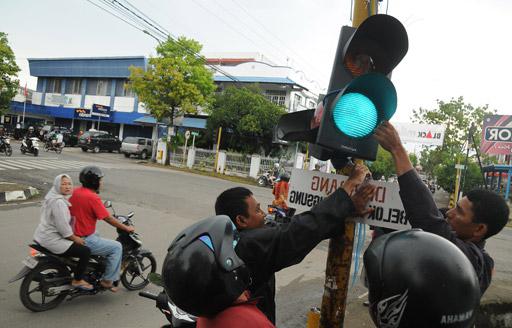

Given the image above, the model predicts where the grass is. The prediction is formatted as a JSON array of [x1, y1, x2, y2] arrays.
[[143, 162, 260, 186]]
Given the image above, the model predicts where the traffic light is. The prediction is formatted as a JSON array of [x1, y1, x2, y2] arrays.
[[276, 14, 408, 161], [315, 14, 408, 161]]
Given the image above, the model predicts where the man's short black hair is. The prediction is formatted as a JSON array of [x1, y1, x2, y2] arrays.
[[215, 187, 253, 224], [466, 189, 509, 239]]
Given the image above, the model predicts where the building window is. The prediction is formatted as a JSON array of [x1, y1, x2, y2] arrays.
[[65, 79, 82, 95], [115, 79, 134, 97], [293, 94, 302, 111], [86, 79, 111, 96], [96, 79, 110, 96], [265, 90, 286, 106], [308, 101, 316, 109], [45, 78, 62, 94]]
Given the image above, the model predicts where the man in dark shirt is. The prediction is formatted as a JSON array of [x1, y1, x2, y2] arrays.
[[215, 164, 375, 323], [375, 121, 509, 294]]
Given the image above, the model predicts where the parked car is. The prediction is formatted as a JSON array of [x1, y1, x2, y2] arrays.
[[79, 130, 121, 153], [121, 137, 153, 160]]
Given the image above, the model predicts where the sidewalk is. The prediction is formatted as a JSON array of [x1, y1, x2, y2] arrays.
[[0, 182, 39, 203]]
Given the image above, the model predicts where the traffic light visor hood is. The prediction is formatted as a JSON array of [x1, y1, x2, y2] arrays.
[[331, 73, 396, 138], [344, 14, 408, 77]]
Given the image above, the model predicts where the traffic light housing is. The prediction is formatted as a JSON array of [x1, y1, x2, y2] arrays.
[[276, 14, 408, 161]]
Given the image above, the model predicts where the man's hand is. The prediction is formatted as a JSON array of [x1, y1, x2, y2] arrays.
[[374, 121, 413, 176], [374, 121, 404, 153], [350, 184, 376, 217], [125, 226, 135, 233], [342, 164, 370, 195]]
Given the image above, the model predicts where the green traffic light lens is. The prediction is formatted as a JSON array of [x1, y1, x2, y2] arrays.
[[332, 93, 377, 138]]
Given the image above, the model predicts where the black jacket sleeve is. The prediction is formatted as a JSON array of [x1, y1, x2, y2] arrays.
[[398, 169, 493, 294], [236, 188, 354, 287]]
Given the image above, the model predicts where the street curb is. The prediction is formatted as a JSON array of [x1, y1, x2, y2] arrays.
[[0, 184, 39, 203]]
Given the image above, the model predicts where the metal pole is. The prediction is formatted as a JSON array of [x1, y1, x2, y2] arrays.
[[319, 2, 378, 327], [192, 134, 196, 149], [22, 98, 26, 124], [214, 127, 222, 172]]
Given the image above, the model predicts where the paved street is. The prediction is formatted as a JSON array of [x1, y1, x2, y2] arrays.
[[0, 144, 510, 327]]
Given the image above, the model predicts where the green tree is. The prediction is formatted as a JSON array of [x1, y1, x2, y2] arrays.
[[128, 36, 215, 161], [368, 147, 418, 180], [206, 86, 286, 155], [368, 146, 394, 180], [412, 97, 495, 192], [0, 32, 20, 115]]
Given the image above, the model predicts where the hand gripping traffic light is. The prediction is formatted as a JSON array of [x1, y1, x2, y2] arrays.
[[276, 14, 408, 161]]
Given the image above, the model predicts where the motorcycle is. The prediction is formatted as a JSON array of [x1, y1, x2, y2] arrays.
[[0, 136, 12, 156], [257, 171, 278, 188], [20, 137, 40, 156], [265, 205, 296, 225], [9, 201, 156, 312], [139, 273, 197, 327], [44, 139, 64, 154]]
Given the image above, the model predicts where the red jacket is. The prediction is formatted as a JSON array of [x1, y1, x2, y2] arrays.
[[197, 302, 275, 328]]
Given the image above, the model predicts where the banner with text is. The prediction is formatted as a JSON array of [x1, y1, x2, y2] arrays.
[[480, 115, 512, 155], [74, 108, 92, 119], [394, 122, 445, 146], [288, 169, 411, 230], [92, 104, 112, 122]]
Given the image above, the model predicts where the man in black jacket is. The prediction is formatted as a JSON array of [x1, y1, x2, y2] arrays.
[[375, 121, 509, 295], [215, 164, 375, 323]]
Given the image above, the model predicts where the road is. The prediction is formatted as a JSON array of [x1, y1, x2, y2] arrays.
[[0, 142, 510, 327]]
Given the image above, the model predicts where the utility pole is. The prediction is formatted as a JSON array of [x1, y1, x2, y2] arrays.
[[318, 1, 379, 327]]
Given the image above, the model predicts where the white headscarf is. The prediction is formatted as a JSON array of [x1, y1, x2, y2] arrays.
[[41, 174, 72, 218]]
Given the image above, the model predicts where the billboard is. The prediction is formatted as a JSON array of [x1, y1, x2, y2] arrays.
[[480, 115, 512, 155], [92, 104, 112, 122], [74, 108, 92, 119], [393, 122, 445, 146]]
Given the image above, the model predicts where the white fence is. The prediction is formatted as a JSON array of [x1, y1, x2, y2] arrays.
[[166, 146, 297, 178]]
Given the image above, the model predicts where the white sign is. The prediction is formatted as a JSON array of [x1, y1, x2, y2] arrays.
[[288, 169, 411, 230], [394, 122, 446, 146], [48, 94, 71, 105]]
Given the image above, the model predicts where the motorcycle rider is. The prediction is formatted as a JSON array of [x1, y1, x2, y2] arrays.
[[272, 173, 290, 210], [33, 174, 93, 291], [25, 126, 36, 150], [69, 166, 134, 292]]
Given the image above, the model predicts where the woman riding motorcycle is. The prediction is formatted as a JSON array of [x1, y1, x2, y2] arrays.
[[33, 174, 93, 290]]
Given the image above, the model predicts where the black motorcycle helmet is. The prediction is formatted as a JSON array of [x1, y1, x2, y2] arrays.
[[364, 229, 480, 328], [79, 166, 104, 192], [162, 215, 251, 318]]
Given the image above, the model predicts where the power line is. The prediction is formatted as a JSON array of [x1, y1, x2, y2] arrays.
[[87, 0, 241, 83], [106, 0, 240, 82], [86, 0, 146, 34]]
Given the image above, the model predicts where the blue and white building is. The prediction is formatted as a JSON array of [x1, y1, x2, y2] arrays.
[[5, 53, 319, 139], [8, 56, 156, 139]]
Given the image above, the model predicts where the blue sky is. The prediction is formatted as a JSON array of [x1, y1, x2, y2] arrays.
[[2, 0, 511, 123]]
